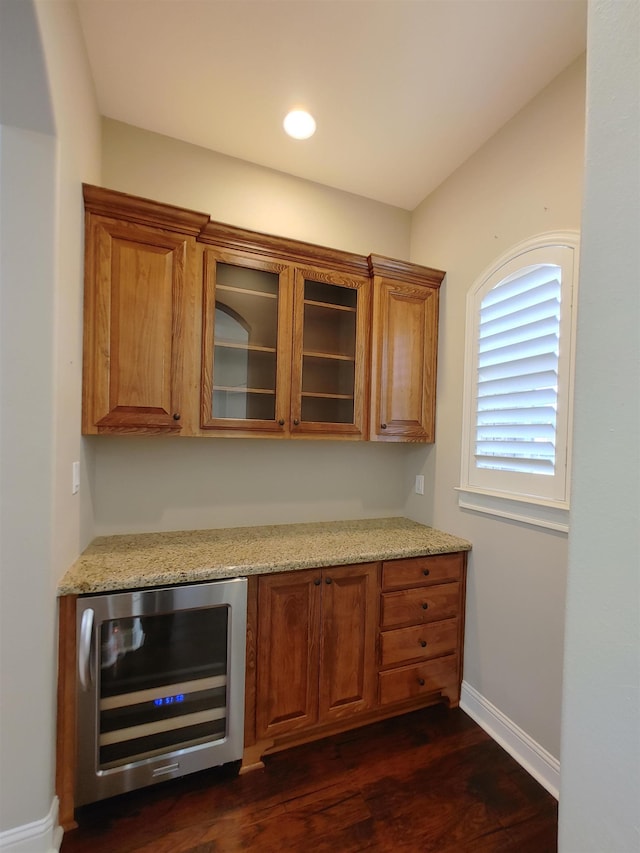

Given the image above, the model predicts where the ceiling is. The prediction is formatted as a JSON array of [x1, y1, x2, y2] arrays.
[[75, 0, 587, 211]]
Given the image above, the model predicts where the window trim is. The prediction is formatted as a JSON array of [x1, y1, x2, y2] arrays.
[[458, 231, 580, 532]]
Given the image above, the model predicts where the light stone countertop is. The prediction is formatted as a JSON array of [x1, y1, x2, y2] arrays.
[[58, 517, 472, 596]]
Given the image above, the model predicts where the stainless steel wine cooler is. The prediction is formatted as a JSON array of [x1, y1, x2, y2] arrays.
[[75, 578, 247, 806]]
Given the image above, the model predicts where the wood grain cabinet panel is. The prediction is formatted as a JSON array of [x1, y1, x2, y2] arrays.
[[379, 655, 459, 706], [381, 553, 464, 590], [82, 186, 447, 441], [380, 583, 461, 630], [319, 563, 378, 720], [368, 256, 444, 443], [82, 185, 207, 434], [379, 618, 459, 668], [255, 563, 378, 741], [377, 553, 467, 711], [256, 570, 321, 739]]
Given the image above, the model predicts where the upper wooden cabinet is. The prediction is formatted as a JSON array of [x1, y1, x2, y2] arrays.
[[200, 246, 293, 435], [81, 186, 444, 441], [199, 221, 372, 439], [199, 248, 370, 438], [82, 185, 208, 434], [291, 266, 370, 438], [369, 256, 445, 442]]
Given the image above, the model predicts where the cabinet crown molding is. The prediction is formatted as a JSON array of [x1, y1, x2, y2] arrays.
[[200, 221, 370, 277], [82, 184, 210, 236], [83, 185, 443, 283], [368, 254, 445, 288]]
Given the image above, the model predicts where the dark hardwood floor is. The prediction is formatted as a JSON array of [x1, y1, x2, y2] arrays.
[[61, 706, 557, 852]]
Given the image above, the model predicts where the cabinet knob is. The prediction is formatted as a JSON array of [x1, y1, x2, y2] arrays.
[[422, 602, 429, 610], [418, 678, 425, 687], [423, 569, 430, 577], [314, 578, 321, 586], [278, 418, 285, 426], [172, 412, 181, 421], [325, 577, 332, 585], [293, 418, 300, 426], [381, 423, 387, 429], [420, 640, 427, 648]]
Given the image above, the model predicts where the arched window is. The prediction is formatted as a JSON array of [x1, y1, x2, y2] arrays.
[[458, 232, 580, 531]]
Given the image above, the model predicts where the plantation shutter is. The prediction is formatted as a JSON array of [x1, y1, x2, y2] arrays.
[[475, 265, 561, 476]]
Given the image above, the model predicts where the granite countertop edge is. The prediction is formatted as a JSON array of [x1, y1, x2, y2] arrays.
[[58, 517, 472, 596]]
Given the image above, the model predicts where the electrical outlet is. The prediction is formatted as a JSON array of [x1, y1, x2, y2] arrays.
[[72, 461, 80, 495], [414, 474, 425, 495]]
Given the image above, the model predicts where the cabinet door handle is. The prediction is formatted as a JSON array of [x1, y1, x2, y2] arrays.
[[381, 423, 387, 429], [423, 569, 430, 577], [325, 577, 332, 584], [293, 418, 300, 426], [78, 608, 94, 691], [314, 577, 321, 586], [420, 640, 427, 648], [418, 678, 425, 687], [172, 412, 181, 421], [422, 602, 429, 610], [277, 418, 285, 426]]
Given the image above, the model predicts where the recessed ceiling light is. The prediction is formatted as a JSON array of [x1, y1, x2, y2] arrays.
[[283, 109, 316, 140]]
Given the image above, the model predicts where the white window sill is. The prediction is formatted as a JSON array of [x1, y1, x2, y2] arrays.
[[455, 487, 569, 533]]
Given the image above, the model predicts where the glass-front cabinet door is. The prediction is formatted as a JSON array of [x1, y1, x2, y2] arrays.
[[201, 248, 293, 432], [291, 268, 371, 437]]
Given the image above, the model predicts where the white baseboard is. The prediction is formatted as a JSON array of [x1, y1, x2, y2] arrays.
[[0, 797, 62, 853], [460, 680, 560, 799]]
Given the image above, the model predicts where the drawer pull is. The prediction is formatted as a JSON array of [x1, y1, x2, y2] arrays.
[[423, 569, 430, 576], [422, 603, 429, 610], [420, 640, 427, 648], [418, 678, 425, 686]]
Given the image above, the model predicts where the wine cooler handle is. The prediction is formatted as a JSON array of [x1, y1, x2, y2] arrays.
[[78, 608, 94, 691]]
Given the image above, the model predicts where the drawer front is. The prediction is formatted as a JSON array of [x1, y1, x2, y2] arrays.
[[382, 553, 463, 590], [378, 655, 459, 706], [380, 618, 458, 668], [380, 583, 460, 629]]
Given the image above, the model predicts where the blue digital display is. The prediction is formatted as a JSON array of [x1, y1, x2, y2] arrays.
[[153, 694, 185, 707]]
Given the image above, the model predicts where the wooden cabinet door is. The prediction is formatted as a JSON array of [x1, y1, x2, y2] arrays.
[[256, 570, 321, 739], [82, 215, 192, 433], [200, 247, 294, 435], [371, 278, 439, 441], [368, 256, 444, 443], [319, 563, 379, 722], [290, 267, 371, 438]]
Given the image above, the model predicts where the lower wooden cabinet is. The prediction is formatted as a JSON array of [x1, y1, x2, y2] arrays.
[[378, 655, 460, 706], [255, 562, 378, 740], [247, 551, 467, 762], [378, 552, 466, 709]]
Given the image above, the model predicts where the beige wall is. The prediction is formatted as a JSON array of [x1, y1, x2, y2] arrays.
[[0, 0, 101, 838], [406, 57, 586, 760], [102, 119, 410, 257], [559, 2, 639, 848], [93, 122, 415, 537]]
